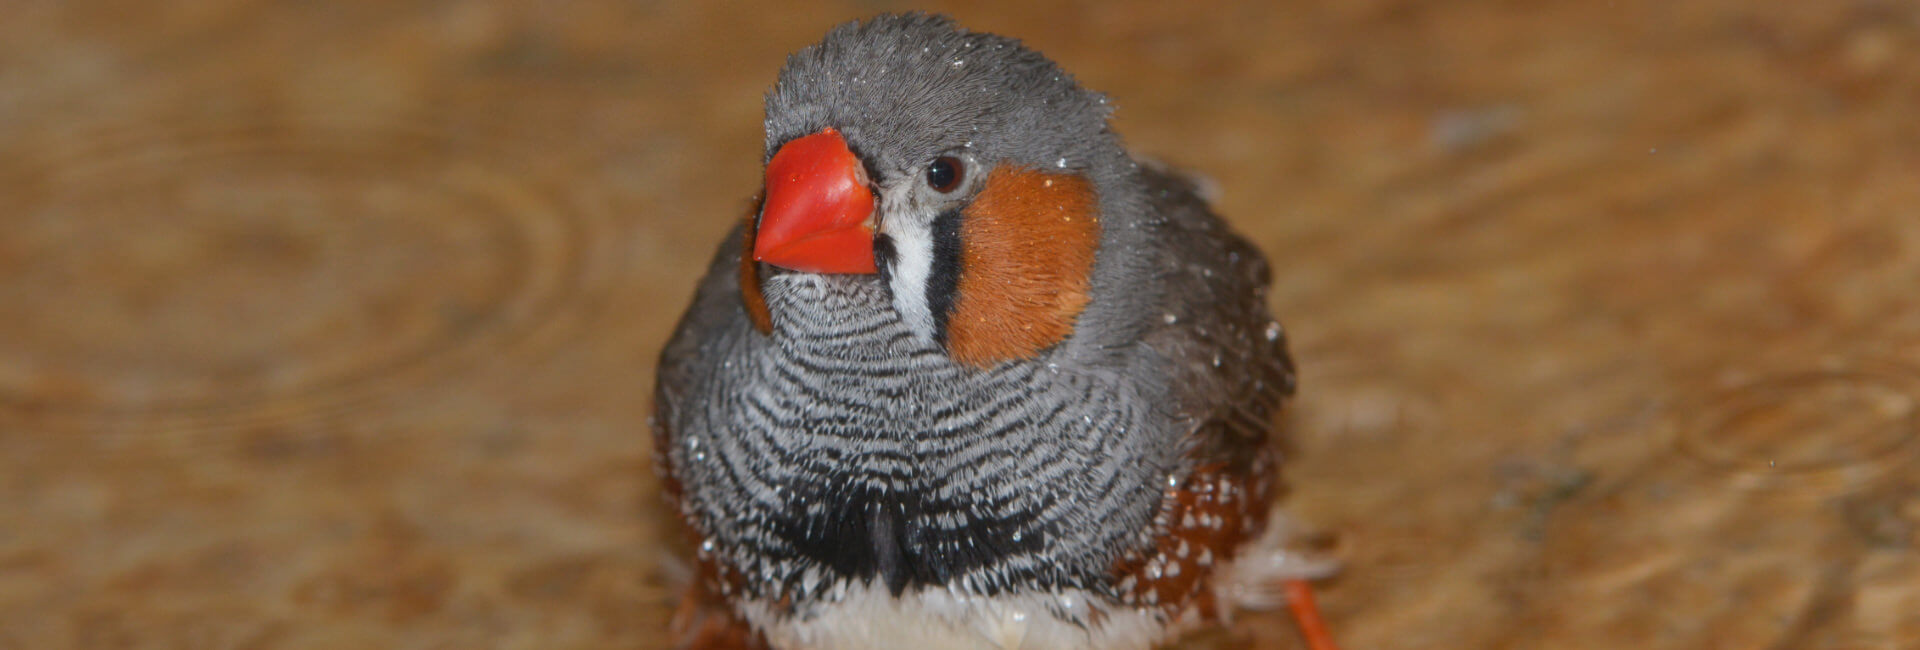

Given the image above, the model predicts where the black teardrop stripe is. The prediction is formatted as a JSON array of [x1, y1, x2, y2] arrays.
[[873, 233, 899, 283], [926, 208, 963, 344]]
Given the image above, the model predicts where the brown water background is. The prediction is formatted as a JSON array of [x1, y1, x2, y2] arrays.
[[2, 2, 1918, 648]]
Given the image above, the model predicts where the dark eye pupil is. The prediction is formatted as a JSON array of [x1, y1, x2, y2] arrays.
[[926, 157, 963, 192]]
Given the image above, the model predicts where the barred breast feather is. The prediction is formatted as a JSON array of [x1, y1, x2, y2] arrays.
[[654, 166, 1297, 649]]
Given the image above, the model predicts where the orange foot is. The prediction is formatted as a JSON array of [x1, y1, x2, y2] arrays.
[[1285, 579, 1341, 650]]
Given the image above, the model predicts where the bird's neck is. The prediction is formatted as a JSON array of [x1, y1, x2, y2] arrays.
[[760, 272, 945, 363]]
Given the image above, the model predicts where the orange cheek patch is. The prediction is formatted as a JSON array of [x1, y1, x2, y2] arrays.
[[946, 168, 1101, 367], [739, 196, 774, 334]]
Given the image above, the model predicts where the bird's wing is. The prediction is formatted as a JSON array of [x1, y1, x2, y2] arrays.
[[1138, 165, 1296, 471], [1110, 165, 1298, 620]]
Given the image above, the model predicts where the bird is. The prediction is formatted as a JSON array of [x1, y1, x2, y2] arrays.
[[652, 13, 1337, 650]]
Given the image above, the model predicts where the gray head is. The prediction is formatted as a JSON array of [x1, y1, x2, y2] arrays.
[[765, 13, 1119, 180], [750, 13, 1153, 366]]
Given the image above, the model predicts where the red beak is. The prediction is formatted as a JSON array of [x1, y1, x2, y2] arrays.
[[753, 128, 877, 274]]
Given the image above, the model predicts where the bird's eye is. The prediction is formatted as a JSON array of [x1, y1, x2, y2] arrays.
[[926, 156, 964, 193]]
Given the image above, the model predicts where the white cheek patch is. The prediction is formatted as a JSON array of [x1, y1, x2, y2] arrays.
[[879, 188, 941, 342]]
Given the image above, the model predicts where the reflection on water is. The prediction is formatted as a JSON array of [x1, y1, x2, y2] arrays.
[[2, 1, 1918, 649], [1681, 362, 1920, 490], [0, 116, 606, 433]]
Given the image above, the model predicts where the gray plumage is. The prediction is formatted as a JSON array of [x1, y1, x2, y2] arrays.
[[654, 13, 1295, 648]]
